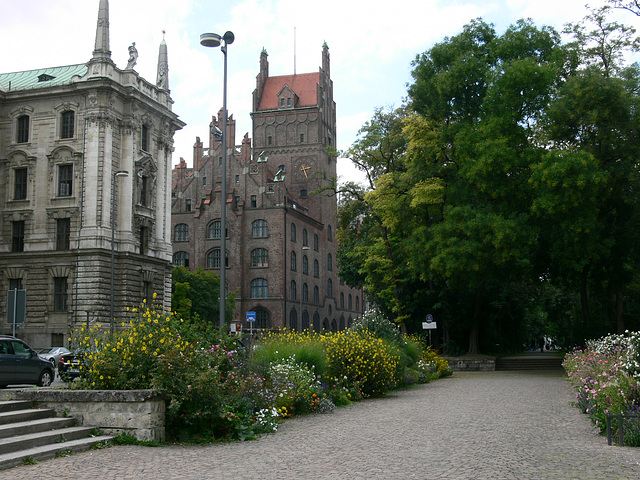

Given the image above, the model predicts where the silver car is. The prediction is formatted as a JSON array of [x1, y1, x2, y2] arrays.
[[38, 346, 71, 365]]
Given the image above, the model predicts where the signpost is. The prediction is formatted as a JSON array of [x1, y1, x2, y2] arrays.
[[246, 311, 256, 337], [422, 313, 437, 346], [6, 289, 26, 337]]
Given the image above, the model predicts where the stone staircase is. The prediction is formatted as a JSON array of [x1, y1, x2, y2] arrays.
[[0, 400, 112, 470], [495, 353, 564, 371]]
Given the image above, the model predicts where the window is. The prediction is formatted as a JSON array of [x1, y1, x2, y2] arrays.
[[12, 221, 25, 252], [174, 223, 189, 242], [290, 309, 298, 331], [251, 195, 257, 208], [207, 220, 228, 239], [268, 136, 272, 146], [291, 223, 296, 242], [314, 286, 319, 304], [255, 307, 269, 329], [291, 280, 297, 300], [234, 196, 239, 209], [303, 229, 308, 247], [328, 225, 332, 241], [173, 251, 189, 267], [207, 249, 228, 269], [348, 294, 352, 310], [328, 253, 333, 271], [9, 278, 23, 290], [300, 189, 307, 198], [236, 175, 240, 184], [252, 219, 268, 238], [340, 293, 345, 309], [313, 234, 318, 251], [303, 255, 308, 275], [61, 111, 75, 139], [186, 199, 191, 212], [14, 168, 27, 200], [203, 176, 207, 186], [290, 251, 297, 271], [300, 133, 304, 143], [302, 283, 308, 302], [17, 115, 29, 143], [141, 124, 149, 151], [251, 278, 268, 298], [139, 176, 148, 206], [287, 97, 291, 107], [58, 165, 73, 196], [54, 277, 68, 311], [313, 259, 319, 278], [302, 311, 311, 331], [280, 98, 285, 108], [356, 296, 360, 312], [251, 248, 268, 267], [56, 218, 70, 250], [328, 278, 333, 297]]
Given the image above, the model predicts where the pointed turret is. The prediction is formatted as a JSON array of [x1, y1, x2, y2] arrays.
[[92, 0, 111, 60], [156, 31, 169, 90], [322, 41, 330, 77], [253, 48, 269, 111]]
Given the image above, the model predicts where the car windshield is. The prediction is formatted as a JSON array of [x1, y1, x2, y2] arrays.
[[39, 348, 54, 354]]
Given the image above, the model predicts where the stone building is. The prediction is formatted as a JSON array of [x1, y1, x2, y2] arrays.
[[0, 0, 185, 347], [172, 45, 363, 331]]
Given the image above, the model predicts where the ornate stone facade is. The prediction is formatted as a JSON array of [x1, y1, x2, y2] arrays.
[[0, 0, 185, 347], [171, 45, 363, 331]]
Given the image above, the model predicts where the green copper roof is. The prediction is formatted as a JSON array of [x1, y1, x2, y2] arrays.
[[0, 64, 88, 93]]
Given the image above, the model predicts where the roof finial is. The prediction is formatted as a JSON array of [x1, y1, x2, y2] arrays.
[[92, 0, 111, 60]]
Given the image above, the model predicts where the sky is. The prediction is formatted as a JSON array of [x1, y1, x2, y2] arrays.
[[1, 0, 638, 184]]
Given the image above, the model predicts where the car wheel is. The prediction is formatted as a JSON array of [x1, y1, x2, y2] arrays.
[[38, 370, 53, 387]]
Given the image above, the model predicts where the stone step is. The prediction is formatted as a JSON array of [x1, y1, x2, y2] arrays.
[[495, 357, 564, 371], [0, 435, 113, 471], [0, 417, 76, 439], [0, 401, 32, 413], [0, 408, 54, 426], [0, 425, 97, 455]]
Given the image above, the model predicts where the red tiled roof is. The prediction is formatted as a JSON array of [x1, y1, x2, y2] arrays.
[[258, 72, 320, 110]]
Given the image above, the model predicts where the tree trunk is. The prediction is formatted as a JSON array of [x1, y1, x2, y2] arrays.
[[580, 265, 591, 327], [616, 291, 625, 334], [468, 284, 484, 355]]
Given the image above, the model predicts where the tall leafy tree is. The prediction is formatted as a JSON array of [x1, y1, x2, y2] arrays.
[[171, 267, 236, 324]]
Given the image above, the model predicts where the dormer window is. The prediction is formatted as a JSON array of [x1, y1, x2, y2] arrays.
[[38, 74, 55, 82], [281, 98, 285, 108], [287, 98, 292, 107]]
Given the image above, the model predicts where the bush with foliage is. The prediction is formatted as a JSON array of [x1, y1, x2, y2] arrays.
[[563, 331, 640, 446]]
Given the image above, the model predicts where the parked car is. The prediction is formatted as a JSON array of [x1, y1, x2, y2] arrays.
[[38, 346, 71, 365], [0, 335, 56, 388], [58, 352, 82, 382]]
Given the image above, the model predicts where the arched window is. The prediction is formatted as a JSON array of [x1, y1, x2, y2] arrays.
[[289, 309, 298, 331], [251, 248, 269, 267], [348, 294, 352, 310], [291, 280, 297, 300], [313, 312, 320, 331], [290, 251, 297, 271], [302, 283, 308, 302], [328, 225, 332, 241], [255, 307, 269, 329], [251, 278, 268, 298], [206, 249, 228, 269], [340, 292, 345, 309], [252, 219, 268, 238], [339, 317, 346, 331], [291, 223, 296, 242], [322, 318, 330, 331], [333, 318, 339, 332], [356, 296, 360, 312], [173, 251, 189, 267], [313, 233, 319, 251], [303, 228, 308, 246], [314, 286, 319, 304], [174, 223, 189, 242], [327, 278, 333, 297], [327, 253, 333, 271], [313, 259, 319, 278], [207, 220, 228, 239], [303, 255, 309, 275], [303, 311, 312, 331]]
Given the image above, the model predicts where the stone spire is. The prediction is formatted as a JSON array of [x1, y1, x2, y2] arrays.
[[92, 0, 111, 60], [156, 31, 169, 90]]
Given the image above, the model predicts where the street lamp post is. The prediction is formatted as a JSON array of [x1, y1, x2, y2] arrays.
[[200, 31, 234, 330], [300, 245, 310, 330], [111, 170, 129, 334]]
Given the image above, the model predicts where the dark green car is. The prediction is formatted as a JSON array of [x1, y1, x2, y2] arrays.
[[0, 335, 55, 388]]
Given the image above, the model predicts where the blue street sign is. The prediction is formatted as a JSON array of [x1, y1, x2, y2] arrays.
[[246, 311, 256, 322], [426, 314, 434, 323]]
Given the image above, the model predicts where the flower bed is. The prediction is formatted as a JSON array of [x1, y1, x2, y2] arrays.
[[563, 331, 640, 446]]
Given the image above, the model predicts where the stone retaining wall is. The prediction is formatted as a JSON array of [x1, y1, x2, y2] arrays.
[[445, 356, 496, 371], [0, 389, 165, 442]]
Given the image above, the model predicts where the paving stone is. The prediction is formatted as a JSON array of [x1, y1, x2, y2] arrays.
[[0, 371, 639, 479]]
